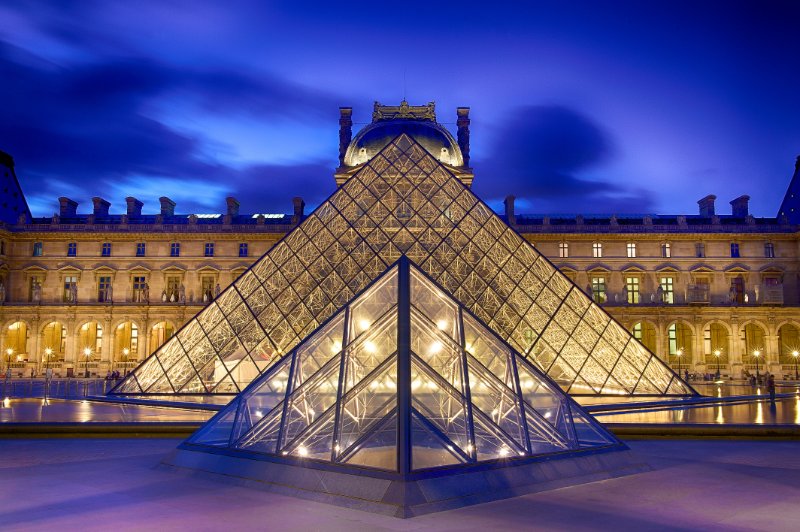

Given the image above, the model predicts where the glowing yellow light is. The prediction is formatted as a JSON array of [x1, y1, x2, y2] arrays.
[[793, 351, 799, 358], [255, 410, 263, 417], [358, 319, 371, 332], [426, 381, 438, 390], [334, 444, 340, 452], [122, 348, 130, 356], [499, 448, 509, 457], [436, 320, 448, 331], [5, 348, 12, 356], [429, 341, 442, 355], [364, 341, 377, 354], [331, 341, 342, 354], [83, 347, 92, 357], [411, 378, 421, 391], [465, 343, 474, 355], [297, 446, 308, 457], [44, 347, 53, 356]]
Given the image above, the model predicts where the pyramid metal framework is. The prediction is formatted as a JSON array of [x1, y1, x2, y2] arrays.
[[111, 133, 693, 397], [185, 258, 620, 473]]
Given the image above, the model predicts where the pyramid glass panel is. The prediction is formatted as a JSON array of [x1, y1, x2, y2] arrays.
[[182, 260, 625, 477], [113, 133, 692, 398]]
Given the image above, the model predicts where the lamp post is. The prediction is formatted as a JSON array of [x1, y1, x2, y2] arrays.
[[676, 348, 684, 376], [793, 351, 799, 381], [753, 350, 761, 383], [5, 347, 12, 375], [713, 349, 721, 380], [83, 347, 92, 378]]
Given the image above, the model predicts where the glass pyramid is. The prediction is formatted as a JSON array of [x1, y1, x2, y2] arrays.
[[110, 132, 693, 397], [186, 259, 620, 472]]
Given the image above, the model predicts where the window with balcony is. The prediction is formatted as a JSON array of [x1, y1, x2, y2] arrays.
[[63, 275, 77, 302], [558, 242, 568, 258], [661, 242, 671, 258], [28, 276, 42, 302], [32, 242, 43, 257], [730, 243, 740, 258], [625, 276, 640, 304], [204, 242, 215, 257], [67, 242, 77, 257], [136, 242, 146, 257], [660, 277, 675, 304], [592, 242, 603, 258], [626, 243, 636, 258], [201, 276, 215, 302], [764, 242, 775, 258], [590, 276, 607, 303], [170, 242, 180, 257], [165, 275, 181, 302], [97, 276, 112, 302], [239, 243, 249, 257], [101, 242, 112, 257], [132, 276, 147, 302]]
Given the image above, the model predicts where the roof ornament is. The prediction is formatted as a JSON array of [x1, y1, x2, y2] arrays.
[[372, 99, 436, 122]]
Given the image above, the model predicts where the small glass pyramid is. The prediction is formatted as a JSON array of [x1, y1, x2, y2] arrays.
[[186, 259, 619, 472], [111, 132, 693, 397]]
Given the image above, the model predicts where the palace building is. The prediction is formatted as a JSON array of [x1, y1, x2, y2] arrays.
[[1, 101, 799, 382]]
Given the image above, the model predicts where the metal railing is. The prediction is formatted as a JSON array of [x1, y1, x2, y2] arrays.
[[1, 378, 116, 399]]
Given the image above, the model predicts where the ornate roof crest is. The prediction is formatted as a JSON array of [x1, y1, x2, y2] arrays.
[[372, 99, 436, 122]]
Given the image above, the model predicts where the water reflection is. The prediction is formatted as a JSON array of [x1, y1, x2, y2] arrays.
[[596, 397, 800, 425], [0, 398, 213, 423]]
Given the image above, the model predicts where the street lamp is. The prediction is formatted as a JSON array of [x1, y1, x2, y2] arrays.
[[83, 347, 92, 378], [792, 351, 799, 381], [676, 347, 684, 375], [713, 349, 721, 380], [5, 347, 12, 374], [753, 350, 761, 383]]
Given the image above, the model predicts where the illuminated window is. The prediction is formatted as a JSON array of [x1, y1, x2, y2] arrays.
[[170, 242, 180, 257], [132, 276, 147, 302], [626, 243, 636, 258], [633, 323, 642, 342], [668, 324, 678, 355], [97, 276, 111, 303], [67, 242, 77, 257], [592, 242, 603, 258], [32, 242, 42, 256], [660, 277, 674, 304], [204, 243, 215, 257], [625, 276, 640, 304], [63, 275, 77, 302], [239, 243, 248, 257], [136, 242, 146, 257], [558, 242, 568, 258], [764, 243, 774, 258], [730, 243, 739, 258], [591, 277, 606, 303], [661, 243, 671, 258], [101, 242, 112, 257]]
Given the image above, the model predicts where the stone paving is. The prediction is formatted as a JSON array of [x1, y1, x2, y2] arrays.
[[1, 438, 799, 530]]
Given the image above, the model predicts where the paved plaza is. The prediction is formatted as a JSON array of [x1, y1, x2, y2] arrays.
[[1, 437, 798, 531]]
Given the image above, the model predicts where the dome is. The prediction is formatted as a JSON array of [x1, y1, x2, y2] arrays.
[[344, 119, 464, 167]]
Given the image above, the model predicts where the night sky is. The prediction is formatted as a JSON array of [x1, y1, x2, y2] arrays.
[[1, 1, 799, 217]]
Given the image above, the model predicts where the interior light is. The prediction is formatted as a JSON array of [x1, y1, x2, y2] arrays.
[[429, 341, 443, 355], [331, 341, 342, 354], [297, 446, 308, 457], [255, 410, 263, 418], [364, 341, 377, 353], [334, 444, 340, 453], [499, 448, 509, 457], [436, 320, 448, 331], [411, 378, 421, 391], [358, 319, 371, 332]]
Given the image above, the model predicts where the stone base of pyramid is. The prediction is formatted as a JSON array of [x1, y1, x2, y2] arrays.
[[161, 443, 649, 518]]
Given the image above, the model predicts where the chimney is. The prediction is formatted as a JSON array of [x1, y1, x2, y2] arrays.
[[504, 195, 516, 225], [730, 195, 750, 218], [338, 107, 353, 166], [292, 197, 305, 224], [59, 197, 78, 217], [457, 107, 471, 167], [226, 196, 240, 217], [159, 196, 176, 217], [92, 197, 110, 217], [697, 195, 716, 217], [125, 196, 143, 218]]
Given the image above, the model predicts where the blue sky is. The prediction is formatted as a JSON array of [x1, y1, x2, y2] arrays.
[[1, 0, 798, 217]]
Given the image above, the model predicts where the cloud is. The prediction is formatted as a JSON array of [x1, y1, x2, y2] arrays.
[[474, 105, 655, 214], [0, 41, 340, 215]]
